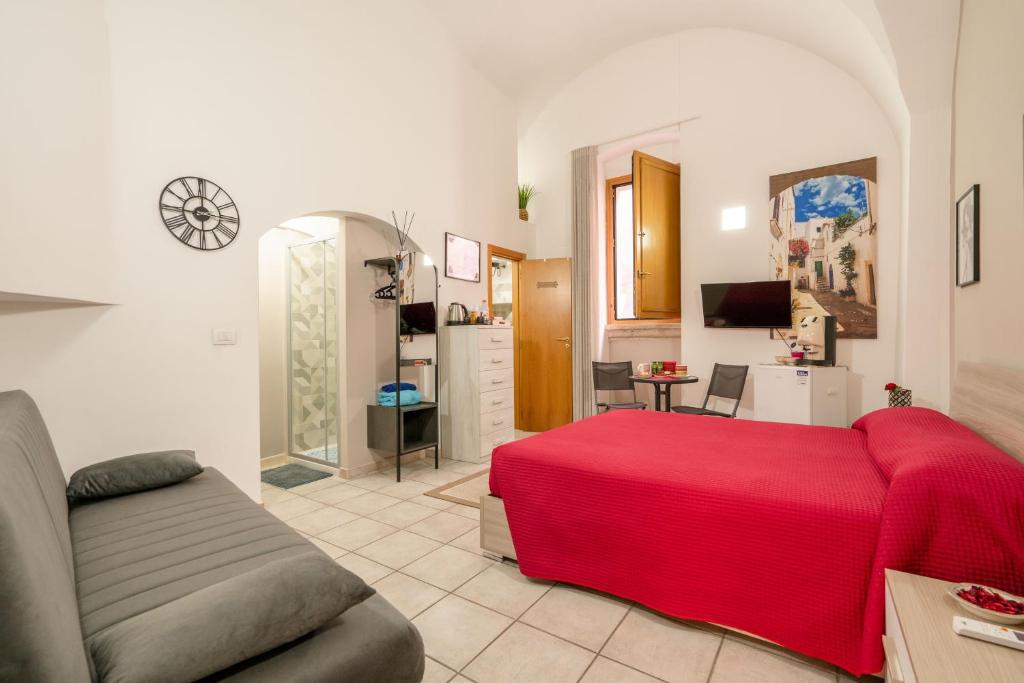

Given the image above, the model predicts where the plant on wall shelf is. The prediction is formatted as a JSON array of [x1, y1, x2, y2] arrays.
[[518, 183, 537, 222], [838, 243, 858, 300]]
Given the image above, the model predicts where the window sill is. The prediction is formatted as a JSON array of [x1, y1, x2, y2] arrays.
[[606, 321, 681, 340]]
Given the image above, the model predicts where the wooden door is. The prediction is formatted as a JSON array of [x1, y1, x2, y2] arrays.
[[517, 258, 572, 431], [632, 151, 681, 318]]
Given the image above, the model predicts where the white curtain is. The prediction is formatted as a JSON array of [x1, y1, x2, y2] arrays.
[[571, 146, 598, 420]]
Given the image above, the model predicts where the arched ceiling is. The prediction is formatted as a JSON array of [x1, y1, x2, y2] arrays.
[[418, 0, 918, 138]]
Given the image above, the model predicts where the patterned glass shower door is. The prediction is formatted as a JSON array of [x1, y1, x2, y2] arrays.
[[288, 238, 338, 465]]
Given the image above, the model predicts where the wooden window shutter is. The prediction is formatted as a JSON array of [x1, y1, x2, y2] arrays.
[[632, 151, 681, 318]]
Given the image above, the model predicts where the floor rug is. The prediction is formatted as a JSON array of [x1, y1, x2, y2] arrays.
[[424, 470, 490, 508], [261, 463, 332, 489]]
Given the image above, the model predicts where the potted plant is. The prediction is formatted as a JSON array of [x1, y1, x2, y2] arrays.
[[518, 183, 537, 222], [885, 382, 912, 407]]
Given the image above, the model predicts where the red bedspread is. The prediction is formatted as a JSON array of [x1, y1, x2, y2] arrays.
[[489, 408, 1024, 675]]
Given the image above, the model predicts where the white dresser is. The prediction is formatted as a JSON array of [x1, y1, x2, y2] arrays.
[[752, 364, 848, 427], [440, 326, 515, 462]]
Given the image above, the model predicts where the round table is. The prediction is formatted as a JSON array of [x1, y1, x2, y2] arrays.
[[628, 374, 699, 412]]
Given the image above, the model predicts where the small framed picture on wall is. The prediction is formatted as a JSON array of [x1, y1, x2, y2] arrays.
[[445, 232, 481, 282], [956, 184, 980, 287]]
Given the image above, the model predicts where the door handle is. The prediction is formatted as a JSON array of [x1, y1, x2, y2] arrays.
[[637, 270, 652, 278], [555, 337, 570, 342]]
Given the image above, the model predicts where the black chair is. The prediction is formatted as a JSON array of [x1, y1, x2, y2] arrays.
[[593, 361, 647, 412], [671, 363, 748, 417]]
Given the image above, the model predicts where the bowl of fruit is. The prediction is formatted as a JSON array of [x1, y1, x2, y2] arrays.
[[949, 584, 1024, 625]]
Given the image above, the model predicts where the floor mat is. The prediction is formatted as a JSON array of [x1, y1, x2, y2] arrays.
[[424, 470, 489, 508], [260, 463, 332, 489]]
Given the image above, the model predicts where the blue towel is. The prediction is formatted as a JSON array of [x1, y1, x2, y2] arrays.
[[380, 382, 417, 393], [378, 389, 422, 407]]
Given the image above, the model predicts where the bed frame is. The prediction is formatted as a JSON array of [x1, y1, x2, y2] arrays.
[[480, 361, 1024, 561]]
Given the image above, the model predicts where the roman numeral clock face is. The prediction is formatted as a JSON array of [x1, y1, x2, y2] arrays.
[[159, 176, 239, 250]]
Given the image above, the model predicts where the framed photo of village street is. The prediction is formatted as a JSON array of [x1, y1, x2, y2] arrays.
[[769, 157, 878, 340]]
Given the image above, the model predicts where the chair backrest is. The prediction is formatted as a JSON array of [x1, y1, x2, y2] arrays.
[[703, 364, 749, 416], [0, 390, 92, 681], [592, 361, 634, 393]]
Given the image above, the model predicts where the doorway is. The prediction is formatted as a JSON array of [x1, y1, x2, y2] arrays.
[[517, 258, 573, 432]]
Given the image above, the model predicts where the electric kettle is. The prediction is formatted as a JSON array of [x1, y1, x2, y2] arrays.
[[447, 302, 469, 325]]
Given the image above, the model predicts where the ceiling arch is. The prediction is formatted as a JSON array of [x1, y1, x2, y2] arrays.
[[419, 0, 909, 139]]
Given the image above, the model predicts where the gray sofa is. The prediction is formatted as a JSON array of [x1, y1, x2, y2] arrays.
[[0, 390, 425, 682]]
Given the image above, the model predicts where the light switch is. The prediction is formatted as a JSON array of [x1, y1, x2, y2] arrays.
[[212, 328, 237, 345]]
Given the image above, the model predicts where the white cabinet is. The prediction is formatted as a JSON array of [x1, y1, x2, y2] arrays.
[[440, 326, 515, 462], [752, 364, 848, 427]]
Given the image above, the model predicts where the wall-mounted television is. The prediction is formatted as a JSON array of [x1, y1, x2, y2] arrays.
[[700, 281, 792, 328], [400, 302, 437, 335]]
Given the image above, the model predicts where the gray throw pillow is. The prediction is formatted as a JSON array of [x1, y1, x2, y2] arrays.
[[86, 552, 375, 683], [67, 450, 202, 501]]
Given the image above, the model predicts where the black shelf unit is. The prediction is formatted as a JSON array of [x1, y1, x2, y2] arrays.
[[364, 255, 439, 481]]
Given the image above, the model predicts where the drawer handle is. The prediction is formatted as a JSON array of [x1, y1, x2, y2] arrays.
[[491, 399, 505, 405], [493, 438, 507, 446], [490, 336, 503, 342], [881, 636, 904, 683], [492, 418, 505, 425], [491, 378, 505, 384], [490, 358, 504, 364]]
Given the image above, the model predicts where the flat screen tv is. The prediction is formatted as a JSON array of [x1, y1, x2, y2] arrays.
[[400, 301, 437, 335], [701, 281, 792, 328]]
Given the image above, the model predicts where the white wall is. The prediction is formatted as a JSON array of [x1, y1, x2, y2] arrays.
[[953, 0, 1024, 371], [519, 28, 901, 420], [0, 0, 527, 501], [0, 0, 114, 303]]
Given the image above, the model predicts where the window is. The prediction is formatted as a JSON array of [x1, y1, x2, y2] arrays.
[[605, 152, 681, 322]]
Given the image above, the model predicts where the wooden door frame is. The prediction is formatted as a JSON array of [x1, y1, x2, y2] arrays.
[[487, 244, 526, 429]]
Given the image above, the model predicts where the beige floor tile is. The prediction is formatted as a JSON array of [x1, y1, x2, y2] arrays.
[[464, 622, 594, 683], [407, 511, 479, 543], [443, 460, 491, 474], [406, 467, 470, 486], [377, 480, 435, 499], [602, 608, 722, 683], [306, 483, 370, 504], [724, 634, 836, 673], [455, 563, 552, 618], [447, 504, 481, 521], [710, 638, 834, 683], [451, 677, 473, 682], [335, 553, 392, 584], [288, 476, 345, 495], [287, 506, 359, 536], [335, 491, 402, 515], [372, 572, 447, 619], [410, 494, 456, 510], [449, 528, 486, 555], [422, 656, 457, 683], [307, 537, 348, 559], [265, 495, 324, 521], [260, 486, 297, 506], [412, 595, 513, 670], [356, 530, 442, 569], [318, 517, 397, 550], [520, 585, 629, 652], [368, 500, 439, 528], [580, 656, 661, 683], [403, 545, 495, 591], [347, 473, 397, 490]]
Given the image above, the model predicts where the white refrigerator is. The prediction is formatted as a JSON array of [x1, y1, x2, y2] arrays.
[[752, 364, 849, 427]]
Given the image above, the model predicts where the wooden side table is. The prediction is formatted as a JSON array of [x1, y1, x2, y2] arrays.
[[884, 569, 1024, 682]]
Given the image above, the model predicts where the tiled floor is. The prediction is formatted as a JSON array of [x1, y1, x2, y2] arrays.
[[265, 457, 877, 683]]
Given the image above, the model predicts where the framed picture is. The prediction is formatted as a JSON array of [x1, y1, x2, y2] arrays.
[[956, 184, 980, 287], [444, 232, 480, 282]]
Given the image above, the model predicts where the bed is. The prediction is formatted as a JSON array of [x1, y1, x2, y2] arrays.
[[484, 362, 1024, 676]]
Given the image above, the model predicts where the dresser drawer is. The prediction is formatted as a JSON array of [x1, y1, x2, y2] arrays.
[[478, 328, 513, 350], [481, 428, 515, 458], [480, 387, 514, 414], [480, 348, 513, 370], [480, 367, 514, 393], [480, 409, 514, 435]]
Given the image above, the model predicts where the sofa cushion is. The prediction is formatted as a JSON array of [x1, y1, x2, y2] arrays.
[[88, 552, 375, 683], [209, 595, 425, 683], [0, 390, 91, 682], [67, 450, 203, 501], [70, 467, 319, 639]]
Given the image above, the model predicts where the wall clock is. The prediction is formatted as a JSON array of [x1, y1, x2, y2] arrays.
[[159, 176, 240, 251]]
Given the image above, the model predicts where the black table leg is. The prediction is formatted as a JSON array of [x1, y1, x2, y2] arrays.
[[653, 385, 663, 411], [664, 384, 673, 412]]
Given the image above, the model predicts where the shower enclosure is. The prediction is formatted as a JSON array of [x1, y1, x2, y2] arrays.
[[288, 237, 338, 466]]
